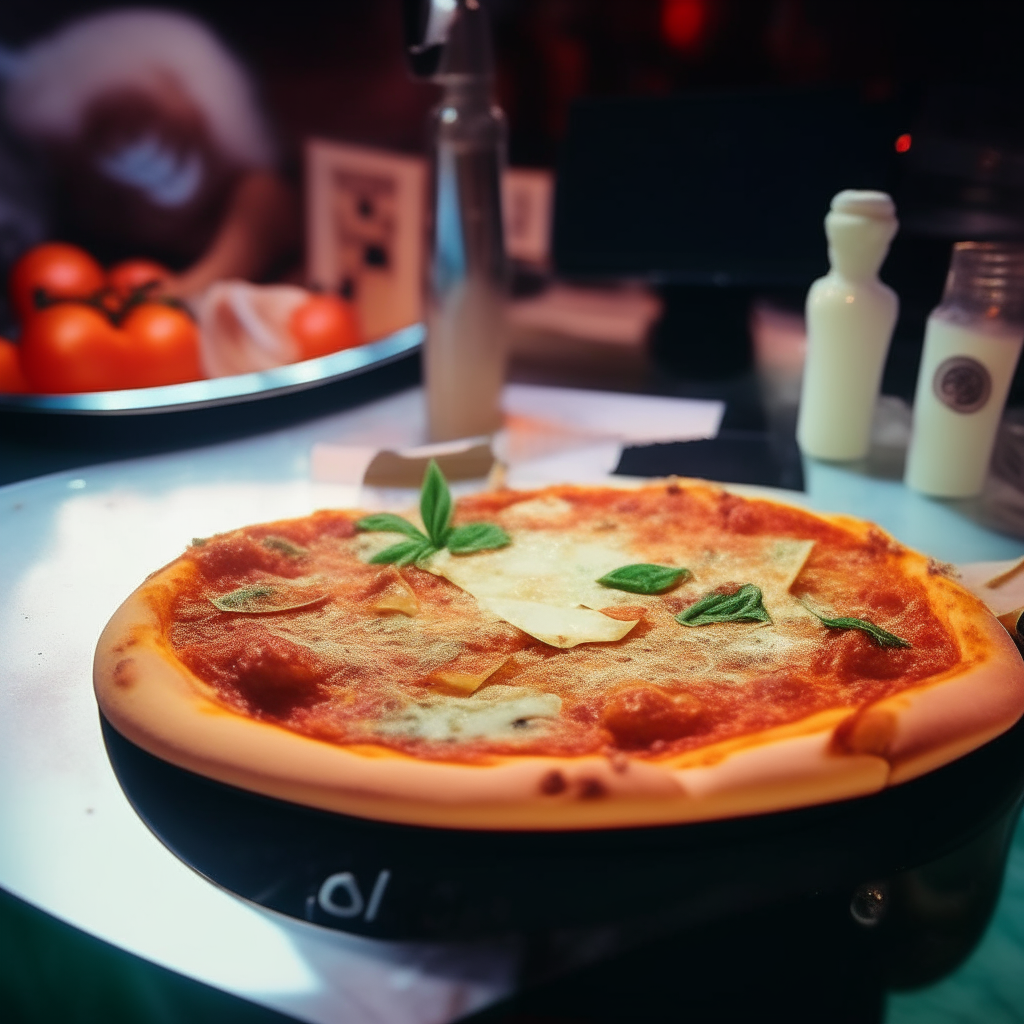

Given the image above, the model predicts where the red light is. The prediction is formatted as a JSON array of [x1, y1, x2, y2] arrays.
[[661, 0, 708, 52], [895, 133, 912, 154]]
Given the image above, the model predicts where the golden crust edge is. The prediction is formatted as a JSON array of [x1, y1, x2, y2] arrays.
[[94, 592, 889, 830], [821, 538, 1024, 785], [93, 484, 1024, 830]]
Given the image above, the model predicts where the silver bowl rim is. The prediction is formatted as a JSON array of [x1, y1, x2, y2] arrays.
[[0, 323, 423, 416]]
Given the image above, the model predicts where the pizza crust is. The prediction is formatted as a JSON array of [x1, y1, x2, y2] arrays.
[[96, 586, 890, 828], [839, 612, 1024, 786], [94, 489, 1024, 831]]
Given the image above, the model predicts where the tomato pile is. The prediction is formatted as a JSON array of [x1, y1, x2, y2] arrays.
[[288, 292, 362, 362], [1, 243, 196, 394], [0, 243, 363, 395]]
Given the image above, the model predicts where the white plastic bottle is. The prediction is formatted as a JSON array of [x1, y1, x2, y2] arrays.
[[796, 190, 899, 461], [905, 243, 1024, 497]]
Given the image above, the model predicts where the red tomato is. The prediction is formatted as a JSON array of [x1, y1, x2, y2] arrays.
[[288, 294, 361, 360], [10, 243, 106, 322], [108, 259, 172, 296], [0, 338, 29, 393], [20, 304, 134, 393], [121, 303, 202, 387]]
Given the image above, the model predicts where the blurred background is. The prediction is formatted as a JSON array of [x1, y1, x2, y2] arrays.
[[4, 0, 1024, 401], [6, 6, 1024, 1020]]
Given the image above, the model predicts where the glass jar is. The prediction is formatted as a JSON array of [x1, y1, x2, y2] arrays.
[[905, 242, 1024, 497]]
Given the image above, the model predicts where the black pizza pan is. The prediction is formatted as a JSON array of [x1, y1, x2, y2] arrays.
[[100, 714, 1024, 942]]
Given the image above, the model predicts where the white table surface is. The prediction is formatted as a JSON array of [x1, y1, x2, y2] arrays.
[[2, 384, 1023, 1024]]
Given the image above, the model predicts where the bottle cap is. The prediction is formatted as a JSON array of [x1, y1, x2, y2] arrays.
[[830, 190, 896, 221]]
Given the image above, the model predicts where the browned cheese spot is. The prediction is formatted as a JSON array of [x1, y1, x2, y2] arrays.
[[578, 777, 608, 800], [927, 558, 959, 579], [598, 605, 647, 623], [539, 769, 568, 795], [113, 658, 137, 689]]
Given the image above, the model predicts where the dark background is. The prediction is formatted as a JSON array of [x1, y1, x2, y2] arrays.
[[3, 7, 1024, 1019], [6, 0, 1024, 397], [1, 0, 1022, 170]]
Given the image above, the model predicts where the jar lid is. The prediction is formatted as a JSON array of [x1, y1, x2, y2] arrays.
[[945, 241, 1024, 324]]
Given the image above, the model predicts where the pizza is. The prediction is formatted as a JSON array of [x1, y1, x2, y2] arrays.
[[94, 468, 1024, 830]]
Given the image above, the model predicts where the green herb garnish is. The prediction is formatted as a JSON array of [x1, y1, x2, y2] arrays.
[[676, 584, 771, 626], [261, 535, 308, 558], [356, 513, 430, 541], [446, 521, 512, 554], [211, 585, 273, 611], [210, 584, 327, 614], [597, 563, 690, 595], [801, 601, 911, 649], [419, 458, 453, 547], [356, 459, 510, 565], [372, 538, 437, 567]]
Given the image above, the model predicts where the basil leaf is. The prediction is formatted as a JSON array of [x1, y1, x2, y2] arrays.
[[676, 584, 771, 626], [261, 535, 308, 558], [355, 513, 428, 542], [809, 610, 911, 649], [210, 585, 327, 614], [447, 522, 512, 554], [420, 459, 453, 547], [370, 539, 438, 567], [358, 461, 508, 560], [597, 563, 690, 595]]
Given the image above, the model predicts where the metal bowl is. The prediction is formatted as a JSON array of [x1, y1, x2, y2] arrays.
[[0, 324, 423, 416]]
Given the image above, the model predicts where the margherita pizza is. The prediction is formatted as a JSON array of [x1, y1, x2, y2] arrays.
[[94, 469, 1024, 830]]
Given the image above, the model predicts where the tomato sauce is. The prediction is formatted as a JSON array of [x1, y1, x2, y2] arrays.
[[166, 488, 961, 763]]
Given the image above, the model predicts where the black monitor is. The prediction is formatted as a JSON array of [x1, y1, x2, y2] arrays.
[[553, 89, 891, 289]]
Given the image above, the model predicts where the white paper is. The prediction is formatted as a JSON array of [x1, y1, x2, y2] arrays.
[[310, 384, 725, 488], [503, 384, 724, 445]]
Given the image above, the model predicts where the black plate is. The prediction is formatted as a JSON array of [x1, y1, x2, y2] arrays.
[[101, 715, 1024, 941]]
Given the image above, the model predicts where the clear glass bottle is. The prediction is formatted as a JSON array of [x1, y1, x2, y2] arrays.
[[423, 1, 509, 442], [905, 242, 1024, 497]]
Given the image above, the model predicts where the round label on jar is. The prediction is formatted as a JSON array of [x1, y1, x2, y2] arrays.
[[933, 356, 992, 414]]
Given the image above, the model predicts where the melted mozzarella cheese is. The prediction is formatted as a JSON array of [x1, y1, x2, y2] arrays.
[[427, 533, 633, 606], [378, 686, 562, 742], [478, 597, 637, 647], [361, 519, 816, 650], [425, 533, 647, 647]]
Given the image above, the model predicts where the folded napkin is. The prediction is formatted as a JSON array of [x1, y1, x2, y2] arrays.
[[312, 438, 495, 489], [310, 384, 725, 489]]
